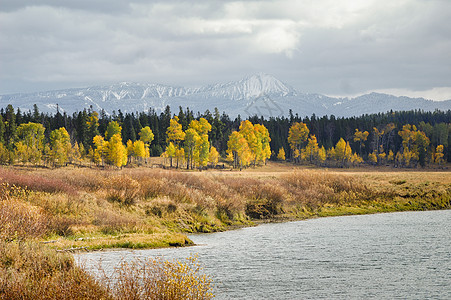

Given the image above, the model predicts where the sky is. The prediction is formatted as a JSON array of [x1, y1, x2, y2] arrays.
[[1, 0, 450, 100]]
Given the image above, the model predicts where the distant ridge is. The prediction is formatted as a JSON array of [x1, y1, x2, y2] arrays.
[[1, 73, 450, 118]]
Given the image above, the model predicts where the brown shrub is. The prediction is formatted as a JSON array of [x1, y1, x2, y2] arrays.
[[93, 211, 137, 234], [0, 241, 111, 300], [49, 216, 75, 237], [0, 199, 49, 241], [105, 175, 140, 206], [140, 177, 165, 199], [0, 241, 213, 299], [0, 167, 77, 195], [44, 168, 105, 191]]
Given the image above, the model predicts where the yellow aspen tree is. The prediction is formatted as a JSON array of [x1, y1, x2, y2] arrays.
[[190, 118, 212, 135], [239, 120, 258, 165], [87, 147, 97, 166], [414, 130, 430, 167], [93, 135, 108, 166], [398, 125, 416, 167], [227, 131, 251, 169], [327, 147, 336, 163], [184, 128, 199, 169], [14, 141, 29, 164], [434, 145, 444, 165], [402, 149, 413, 167], [175, 147, 185, 168], [306, 135, 320, 163], [335, 138, 352, 167], [300, 148, 308, 162], [139, 126, 154, 164], [318, 146, 326, 164], [126, 139, 134, 164], [139, 126, 154, 144], [373, 127, 384, 155], [353, 129, 369, 155], [334, 138, 346, 162], [263, 143, 271, 164], [387, 150, 394, 162], [16, 122, 45, 165], [277, 147, 286, 161], [345, 141, 353, 163], [398, 124, 416, 150], [293, 149, 300, 161], [254, 123, 271, 164], [208, 146, 219, 166], [378, 148, 386, 164], [226, 152, 234, 163], [197, 134, 210, 167], [368, 151, 378, 165], [164, 142, 176, 168], [167, 116, 185, 168], [107, 133, 127, 168], [288, 122, 309, 162], [49, 127, 71, 167], [398, 125, 430, 167], [167, 116, 185, 144], [133, 140, 147, 164], [351, 153, 363, 166], [188, 118, 211, 168]]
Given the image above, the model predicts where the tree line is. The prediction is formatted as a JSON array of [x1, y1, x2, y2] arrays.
[[0, 104, 449, 168]]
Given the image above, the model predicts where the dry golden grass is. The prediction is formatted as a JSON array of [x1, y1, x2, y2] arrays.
[[0, 241, 212, 299], [1, 164, 449, 250], [107, 255, 213, 300], [0, 241, 111, 300]]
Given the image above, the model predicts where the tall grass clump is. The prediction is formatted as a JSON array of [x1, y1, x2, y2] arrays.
[[0, 241, 214, 299], [105, 175, 140, 206], [281, 170, 369, 206], [0, 241, 111, 300], [0, 184, 49, 241], [109, 255, 214, 300]]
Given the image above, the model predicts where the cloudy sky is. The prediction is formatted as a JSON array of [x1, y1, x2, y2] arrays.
[[1, 0, 450, 100]]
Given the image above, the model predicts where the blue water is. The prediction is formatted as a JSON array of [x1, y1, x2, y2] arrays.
[[77, 210, 451, 299]]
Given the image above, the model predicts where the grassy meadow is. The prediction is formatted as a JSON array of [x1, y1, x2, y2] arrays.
[[1, 162, 450, 299], [1, 162, 450, 249]]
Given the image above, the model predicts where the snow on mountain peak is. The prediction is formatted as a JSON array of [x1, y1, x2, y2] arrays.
[[2, 73, 449, 117], [198, 72, 297, 100]]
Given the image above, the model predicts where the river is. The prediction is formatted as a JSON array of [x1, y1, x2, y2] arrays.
[[77, 210, 451, 299]]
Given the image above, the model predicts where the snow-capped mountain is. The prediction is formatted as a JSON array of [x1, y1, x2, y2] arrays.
[[1, 73, 450, 118], [195, 73, 297, 100]]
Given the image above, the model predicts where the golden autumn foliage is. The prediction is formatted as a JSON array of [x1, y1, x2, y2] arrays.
[[288, 122, 309, 161], [434, 145, 445, 165], [227, 121, 271, 168], [277, 147, 286, 161], [49, 127, 71, 166], [208, 146, 220, 166], [106, 134, 127, 168]]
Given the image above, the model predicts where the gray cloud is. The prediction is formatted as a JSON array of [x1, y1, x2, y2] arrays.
[[0, 0, 450, 101]]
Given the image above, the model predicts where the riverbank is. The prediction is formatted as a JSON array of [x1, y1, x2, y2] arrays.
[[1, 163, 450, 251]]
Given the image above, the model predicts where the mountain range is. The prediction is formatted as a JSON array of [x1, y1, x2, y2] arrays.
[[1, 73, 450, 118]]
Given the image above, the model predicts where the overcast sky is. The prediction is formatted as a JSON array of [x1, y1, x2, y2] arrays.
[[1, 0, 450, 100]]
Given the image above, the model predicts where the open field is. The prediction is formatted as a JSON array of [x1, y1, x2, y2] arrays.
[[1, 162, 450, 250], [1, 162, 449, 298]]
